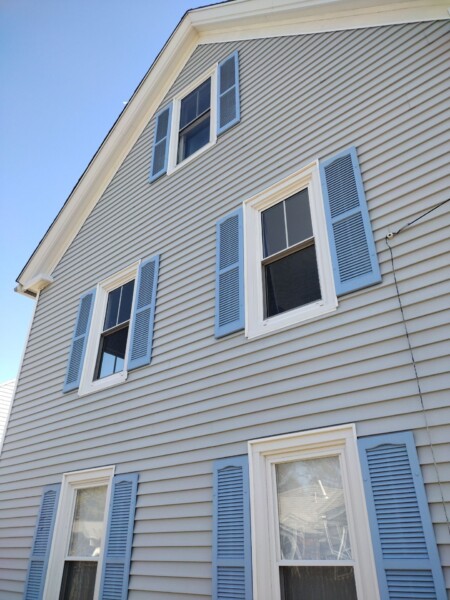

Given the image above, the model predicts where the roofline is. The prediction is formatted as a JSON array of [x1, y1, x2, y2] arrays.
[[16, 0, 449, 296]]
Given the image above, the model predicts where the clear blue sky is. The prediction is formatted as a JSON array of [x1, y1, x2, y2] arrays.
[[0, 0, 223, 382]]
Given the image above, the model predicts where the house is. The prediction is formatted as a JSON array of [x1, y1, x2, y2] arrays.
[[0, 379, 15, 453], [0, 0, 449, 598]]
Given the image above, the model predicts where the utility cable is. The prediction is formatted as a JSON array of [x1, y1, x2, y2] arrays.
[[385, 197, 450, 533]]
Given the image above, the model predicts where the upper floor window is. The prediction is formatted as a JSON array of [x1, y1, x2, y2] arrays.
[[178, 78, 211, 163], [244, 161, 338, 338], [95, 280, 135, 380], [63, 256, 160, 396], [150, 51, 240, 181], [261, 189, 321, 318]]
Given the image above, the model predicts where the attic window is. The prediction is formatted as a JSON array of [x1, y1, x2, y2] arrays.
[[178, 78, 211, 163]]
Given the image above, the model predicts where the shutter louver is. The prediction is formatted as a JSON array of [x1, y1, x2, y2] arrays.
[[213, 456, 252, 600], [358, 432, 446, 599], [24, 484, 60, 600], [319, 146, 381, 295], [215, 208, 244, 338], [99, 473, 139, 600], [127, 255, 159, 371], [150, 105, 172, 181], [217, 51, 240, 135], [63, 289, 96, 392]]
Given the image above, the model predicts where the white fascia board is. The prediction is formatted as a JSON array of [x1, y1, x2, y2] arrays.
[[17, 0, 449, 292], [194, 0, 449, 41]]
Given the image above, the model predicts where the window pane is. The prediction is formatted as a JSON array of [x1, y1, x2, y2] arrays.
[[68, 486, 107, 557], [262, 202, 287, 257], [285, 189, 313, 245], [103, 286, 121, 330], [280, 566, 357, 600], [96, 326, 129, 379], [276, 456, 352, 561], [118, 280, 135, 324], [59, 561, 97, 600], [265, 245, 321, 318], [178, 114, 210, 162], [180, 79, 211, 129]]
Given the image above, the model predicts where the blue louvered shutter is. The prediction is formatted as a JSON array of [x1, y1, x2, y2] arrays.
[[24, 484, 60, 600], [212, 455, 252, 600], [319, 146, 381, 295], [358, 432, 446, 599], [217, 51, 240, 135], [99, 473, 139, 600], [63, 289, 96, 392], [215, 208, 244, 338], [150, 104, 172, 181], [127, 255, 159, 370]]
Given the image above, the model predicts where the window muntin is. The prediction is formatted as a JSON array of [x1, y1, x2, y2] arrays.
[[95, 280, 135, 380], [178, 78, 211, 163]]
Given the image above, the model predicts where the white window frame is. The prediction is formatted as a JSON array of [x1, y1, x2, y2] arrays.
[[243, 161, 337, 339], [44, 465, 115, 600], [78, 261, 139, 397], [248, 424, 379, 600], [167, 64, 218, 175]]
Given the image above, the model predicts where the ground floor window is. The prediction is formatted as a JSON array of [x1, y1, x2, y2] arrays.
[[44, 467, 114, 600], [248, 425, 379, 600]]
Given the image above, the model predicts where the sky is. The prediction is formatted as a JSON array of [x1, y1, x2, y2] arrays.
[[0, 0, 223, 382]]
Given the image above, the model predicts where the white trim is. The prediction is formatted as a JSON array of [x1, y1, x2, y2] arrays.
[[44, 465, 115, 600], [244, 161, 337, 339], [78, 261, 139, 397], [248, 424, 380, 600], [167, 64, 218, 176], [17, 0, 448, 292]]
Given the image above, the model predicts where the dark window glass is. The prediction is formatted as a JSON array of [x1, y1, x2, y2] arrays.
[[96, 326, 129, 379], [103, 286, 121, 330], [178, 114, 210, 162], [262, 202, 286, 257], [179, 79, 211, 129], [265, 245, 321, 317], [280, 566, 357, 600], [117, 280, 135, 324], [178, 79, 211, 163], [285, 189, 313, 245], [59, 561, 97, 600], [104, 281, 135, 330]]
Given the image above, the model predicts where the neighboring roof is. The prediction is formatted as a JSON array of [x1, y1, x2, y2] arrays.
[[16, 0, 448, 296], [0, 379, 16, 453]]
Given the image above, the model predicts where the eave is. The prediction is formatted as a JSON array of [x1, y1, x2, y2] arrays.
[[16, 0, 449, 296]]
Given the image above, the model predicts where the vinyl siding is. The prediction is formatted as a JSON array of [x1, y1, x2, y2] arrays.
[[1, 20, 449, 598]]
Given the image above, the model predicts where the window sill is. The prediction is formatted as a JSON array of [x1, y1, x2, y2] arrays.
[[78, 370, 128, 397], [166, 138, 217, 177], [246, 299, 337, 340]]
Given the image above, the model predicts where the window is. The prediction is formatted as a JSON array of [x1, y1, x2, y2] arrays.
[[95, 280, 135, 380], [248, 425, 380, 600], [63, 256, 160, 396], [244, 161, 337, 338], [178, 78, 211, 163], [150, 51, 240, 181], [78, 262, 138, 395], [167, 67, 218, 174], [44, 467, 114, 600]]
